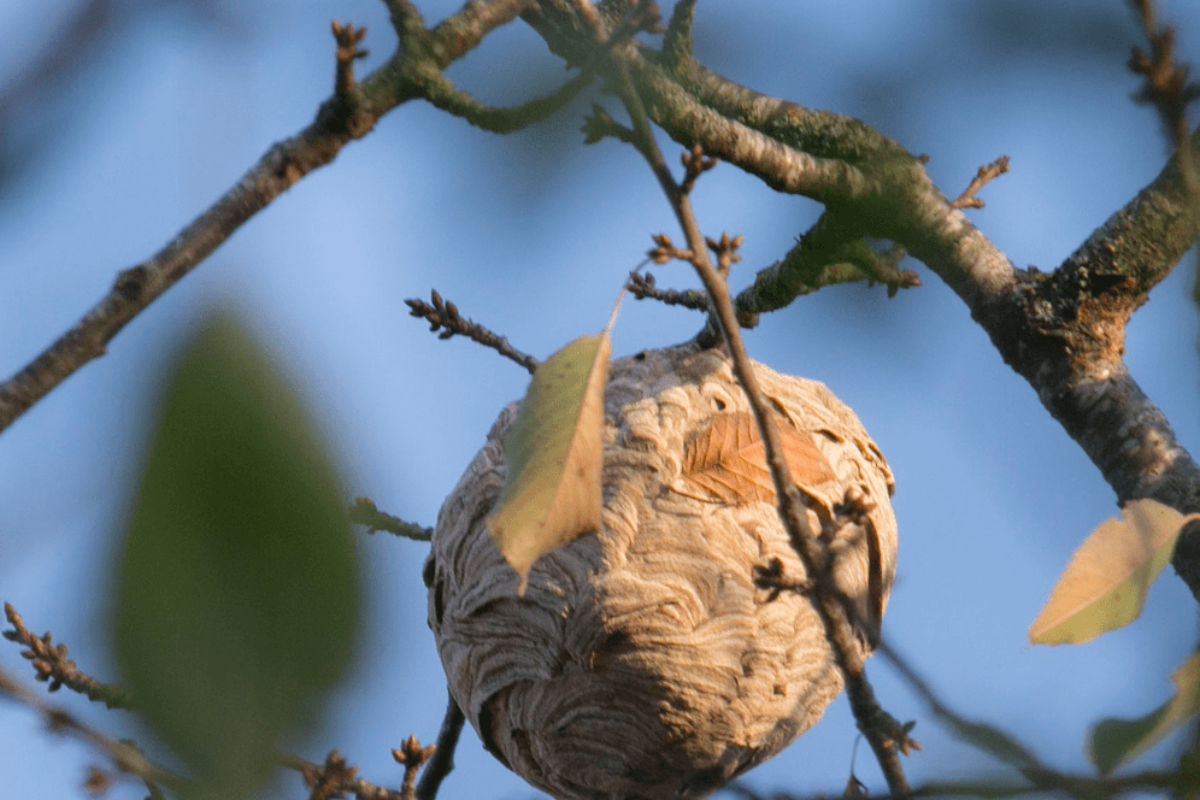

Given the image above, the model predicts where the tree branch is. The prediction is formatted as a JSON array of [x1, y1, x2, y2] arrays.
[[1127, 0, 1200, 194], [348, 498, 433, 541], [0, 0, 549, 436], [414, 693, 465, 800], [732, 639, 1188, 798], [3, 602, 133, 709], [419, 68, 593, 133], [875, 640, 1047, 776], [0, 24, 394, 434], [734, 211, 919, 328], [287, 750, 408, 800], [405, 289, 539, 373], [4, 601, 443, 800], [0, 664, 177, 795], [1060, 128, 1200, 301], [938, 131, 1200, 598], [626, 270, 709, 310], [950, 155, 1011, 210]]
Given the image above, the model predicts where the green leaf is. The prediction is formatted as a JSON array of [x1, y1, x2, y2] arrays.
[[112, 313, 360, 799], [1029, 499, 1194, 645], [487, 319, 614, 594], [1089, 652, 1200, 774]]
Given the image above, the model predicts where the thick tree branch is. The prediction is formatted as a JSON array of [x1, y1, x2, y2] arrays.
[[937, 132, 1200, 598], [1062, 128, 1200, 300], [637, 64, 882, 202], [639, 46, 1018, 307], [668, 49, 1200, 597], [665, 55, 909, 167]]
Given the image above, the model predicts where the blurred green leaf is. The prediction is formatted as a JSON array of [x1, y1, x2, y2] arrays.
[[112, 312, 360, 799], [1089, 652, 1200, 775]]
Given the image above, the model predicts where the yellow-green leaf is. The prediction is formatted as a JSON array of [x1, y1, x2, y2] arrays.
[[1029, 499, 1194, 645], [112, 313, 361, 799], [1089, 652, 1200, 774], [487, 324, 613, 594]]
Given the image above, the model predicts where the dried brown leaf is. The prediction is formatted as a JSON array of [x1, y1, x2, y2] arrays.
[[674, 412, 836, 504]]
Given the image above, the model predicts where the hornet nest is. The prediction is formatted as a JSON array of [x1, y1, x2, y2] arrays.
[[425, 342, 897, 800]]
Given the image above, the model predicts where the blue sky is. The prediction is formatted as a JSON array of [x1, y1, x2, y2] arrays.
[[2, 1, 1199, 798]]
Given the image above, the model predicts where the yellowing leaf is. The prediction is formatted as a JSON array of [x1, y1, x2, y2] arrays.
[[1029, 499, 1195, 645], [487, 325, 612, 593], [1088, 651, 1200, 774], [674, 411, 836, 505]]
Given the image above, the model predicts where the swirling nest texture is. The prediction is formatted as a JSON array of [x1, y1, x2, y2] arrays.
[[425, 342, 897, 800]]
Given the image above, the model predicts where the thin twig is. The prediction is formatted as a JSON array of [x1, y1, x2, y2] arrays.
[[331, 21, 370, 102], [349, 498, 433, 541], [605, 38, 915, 799], [705, 230, 743, 277], [392, 735, 438, 799], [3, 604, 429, 799], [414, 692, 466, 800], [0, 0, 541, 436], [874, 640, 1045, 773], [680, 141, 718, 195], [871, 645, 1186, 799], [2, 603, 133, 709], [405, 290, 539, 374], [727, 769, 1181, 800], [1128, 0, 1200, 194], [288, 738, 439, 800], [730, 212, 920, 332], [582, 102, 639, 145], [286, 751, 407, 800], [626, 271, 709, 310], [0, 664, 178, 794], [951, 155, 1011, 210], [422, 69, 593, 133]]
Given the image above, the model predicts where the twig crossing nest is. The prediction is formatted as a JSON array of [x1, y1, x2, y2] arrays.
[[426, 343, 898, 800]]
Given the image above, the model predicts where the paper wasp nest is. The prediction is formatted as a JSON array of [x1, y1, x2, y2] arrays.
[[425, 342, 897, 800]]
